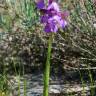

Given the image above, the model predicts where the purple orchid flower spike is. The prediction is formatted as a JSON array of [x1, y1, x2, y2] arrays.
[[36, 0, 45, 9], [36, 0, 68, 33]]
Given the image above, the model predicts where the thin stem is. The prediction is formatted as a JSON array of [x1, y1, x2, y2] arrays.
[[78, 70, 86, 96], [87, 64, 94, 96], [43, 33, 54, 96], [23, 62, 27, 96], [24, 79, 27, 96], [18, 75, 20, 96]]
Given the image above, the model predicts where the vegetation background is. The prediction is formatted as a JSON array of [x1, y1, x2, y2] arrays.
[[0, 0, 96, 96]]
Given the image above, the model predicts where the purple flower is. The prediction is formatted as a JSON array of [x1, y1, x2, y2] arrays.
[[48, 0, 53, 4], [58, 11, 69, 19], [40, 15, 47, 23], [60, 19, 67, 28], [36, 0, 68, 32], [36, 0, 45, 9], [44, 17, 58, 32], [47, 1, 60, 12]]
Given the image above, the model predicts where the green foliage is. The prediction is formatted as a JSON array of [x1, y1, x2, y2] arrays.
[[0, 74, 10, 95]]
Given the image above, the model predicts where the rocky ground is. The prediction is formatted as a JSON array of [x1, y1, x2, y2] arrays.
[[8, 72, 96, 96]]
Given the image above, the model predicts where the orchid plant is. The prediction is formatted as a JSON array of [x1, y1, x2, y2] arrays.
[[36, 0, 68, 96]]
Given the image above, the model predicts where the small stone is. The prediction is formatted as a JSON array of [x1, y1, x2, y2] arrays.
[[93, 23, 96, 28]]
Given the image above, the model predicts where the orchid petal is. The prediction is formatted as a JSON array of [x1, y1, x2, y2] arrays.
[[36, 0, 45, 9], [48, 0, 53, 4], [47, 2, 60, 12], [59, 19, 67, 28], [44, 23, 51, 32], [58, 11, 69, 19], [40, 15, 49, 23], [44, 18, 58, 32]]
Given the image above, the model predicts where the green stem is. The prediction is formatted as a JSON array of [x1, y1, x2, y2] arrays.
[[23, 62, 27, 96], [18, 75, 20, 96], [43, 33, 54, 96], [24, 79, 27, 96]]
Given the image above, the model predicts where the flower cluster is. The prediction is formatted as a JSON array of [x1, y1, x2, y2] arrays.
[[36, 0, 68, 32]]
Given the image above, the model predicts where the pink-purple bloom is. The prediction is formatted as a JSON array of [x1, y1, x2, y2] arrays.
[[36, 0, 68, 32], [36, 0, 45, 9]]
